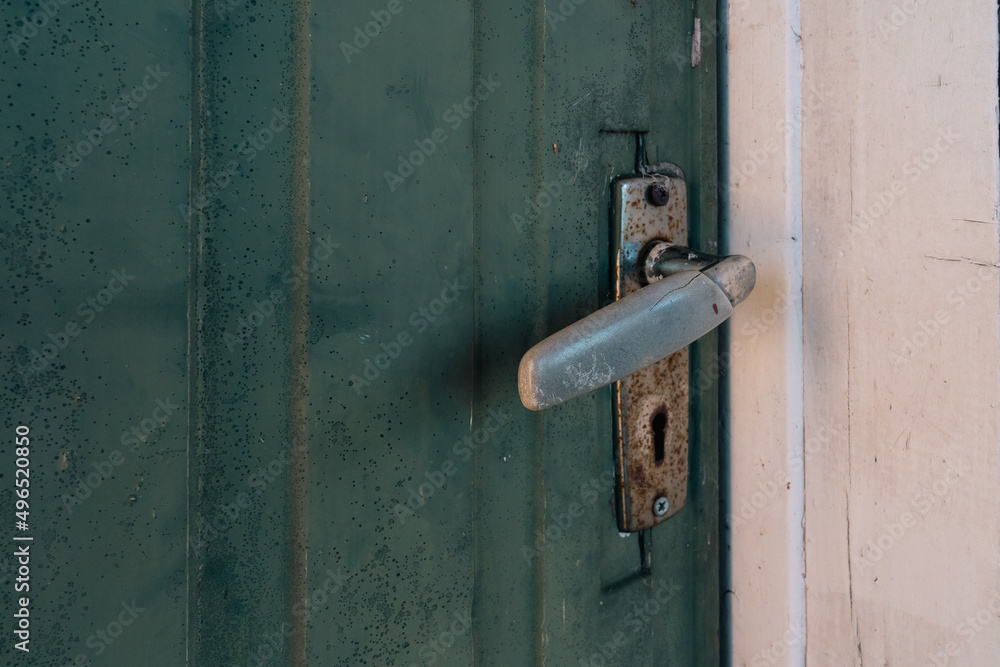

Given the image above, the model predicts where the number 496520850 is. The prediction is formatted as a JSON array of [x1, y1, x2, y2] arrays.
[[14, 426, 29, 529]]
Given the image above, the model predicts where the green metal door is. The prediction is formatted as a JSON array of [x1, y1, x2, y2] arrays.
[[1, 0, 721, 664]]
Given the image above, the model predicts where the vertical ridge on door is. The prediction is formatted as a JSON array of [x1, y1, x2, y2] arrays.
[[187, 2, 299, 664], [287, 1, 312, 665]]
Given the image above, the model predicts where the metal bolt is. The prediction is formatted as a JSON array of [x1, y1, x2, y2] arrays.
[[646, 182, 670, 207], [653, 496, 669, 516]]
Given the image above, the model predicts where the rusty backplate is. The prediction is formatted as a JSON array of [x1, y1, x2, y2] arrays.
[[611, 166, 688, 532]]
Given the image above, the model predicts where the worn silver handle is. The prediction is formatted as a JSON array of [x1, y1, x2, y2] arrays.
[[517, 245, 755, 411]]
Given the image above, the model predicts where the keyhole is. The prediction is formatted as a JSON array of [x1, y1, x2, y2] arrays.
[[652, 410, 667, 463]]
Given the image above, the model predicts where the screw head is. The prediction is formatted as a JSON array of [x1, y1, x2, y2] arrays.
[[646, 182, 670, 207], [653, 496, 669, 516]]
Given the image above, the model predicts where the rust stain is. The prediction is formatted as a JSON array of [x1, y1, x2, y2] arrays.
[[613, 173, 689, 531], [620, 348, 689, 529]]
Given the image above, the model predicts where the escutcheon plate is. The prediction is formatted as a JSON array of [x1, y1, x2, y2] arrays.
[[611, 165, 689, 532]]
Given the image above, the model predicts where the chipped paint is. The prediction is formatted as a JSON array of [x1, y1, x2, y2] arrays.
[[692, 18, 702, 67]]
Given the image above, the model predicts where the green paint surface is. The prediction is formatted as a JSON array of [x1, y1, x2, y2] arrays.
[[0, 1, 720, 664]]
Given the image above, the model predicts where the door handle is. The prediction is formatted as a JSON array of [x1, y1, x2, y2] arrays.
[[518, 244, 755, 411], [517, 167, 753, 531]]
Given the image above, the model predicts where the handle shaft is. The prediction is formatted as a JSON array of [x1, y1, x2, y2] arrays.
[[518, 270, 733, 411]]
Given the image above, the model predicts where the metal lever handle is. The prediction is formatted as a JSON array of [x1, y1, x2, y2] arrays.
[[518, 245, 755, 411]]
